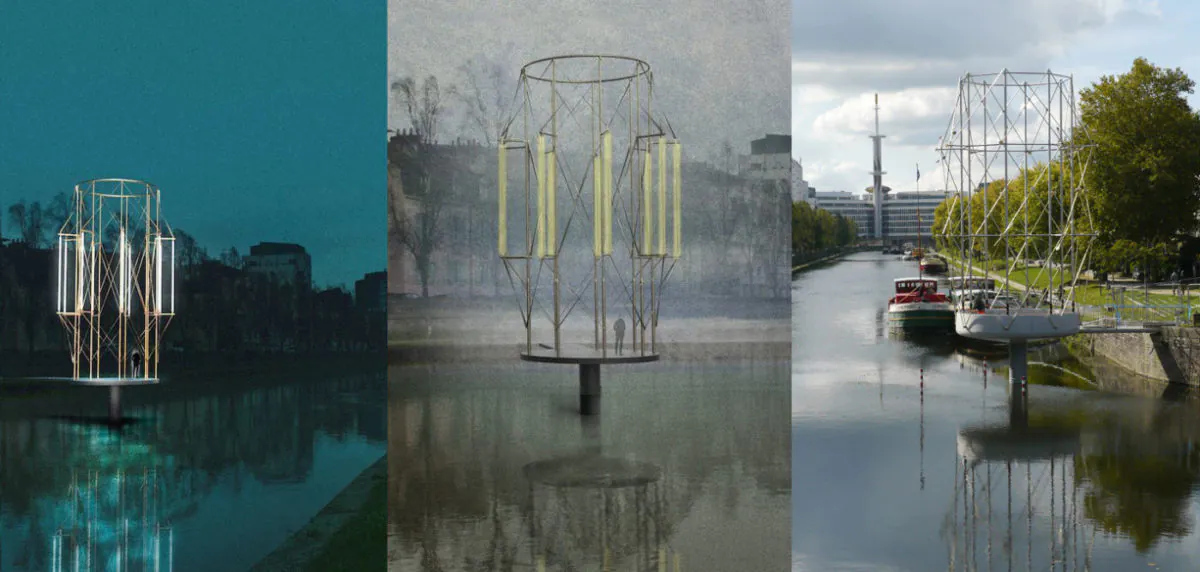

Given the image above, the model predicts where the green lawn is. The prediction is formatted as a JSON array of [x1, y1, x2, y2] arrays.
[[302, 475, 387, 572], [942, 255, 1195, 321]]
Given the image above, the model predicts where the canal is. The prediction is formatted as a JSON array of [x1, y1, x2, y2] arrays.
[[0, 365, 386, 571], [389, 353, 790, 570], [792, 251, 1200, 570]]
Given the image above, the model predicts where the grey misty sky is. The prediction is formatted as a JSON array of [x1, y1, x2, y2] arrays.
[[388, 0, 790, 162]]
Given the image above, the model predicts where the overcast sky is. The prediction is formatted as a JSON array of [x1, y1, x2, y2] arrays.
[[388, 0, 789, 162], [793, 0, 1196, 196]]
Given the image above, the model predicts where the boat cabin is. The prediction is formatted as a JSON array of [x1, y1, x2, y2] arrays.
[[894, 278, 939, 293], [947, 276, 996, 291]]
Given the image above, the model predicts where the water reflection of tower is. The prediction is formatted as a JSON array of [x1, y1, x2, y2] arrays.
[[945, 392, 1094, 571], [523, 413, 680, 571], [52, 440, 173, 571]]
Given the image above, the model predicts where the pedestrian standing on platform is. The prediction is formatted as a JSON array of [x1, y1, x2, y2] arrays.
[[614, 318, 626, 355], [130, 349, 143, 379]]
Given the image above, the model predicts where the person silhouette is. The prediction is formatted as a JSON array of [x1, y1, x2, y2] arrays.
[[130, 349, 143, 378], [614, 318, 626, 355]]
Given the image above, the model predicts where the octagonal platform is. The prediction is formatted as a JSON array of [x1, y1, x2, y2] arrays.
[[955, 310, 1082, 341], [519, 343, 660, 365]]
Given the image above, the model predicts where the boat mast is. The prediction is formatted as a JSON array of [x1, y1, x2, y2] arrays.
[[917, 163, 923, 281]]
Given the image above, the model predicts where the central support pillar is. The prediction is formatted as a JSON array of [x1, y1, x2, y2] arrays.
[[108, 386, 122, 422], [579, 363, 601, 416], [1008, 340, 1028, 386]]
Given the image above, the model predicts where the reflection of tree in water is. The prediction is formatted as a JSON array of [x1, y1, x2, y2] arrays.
[[388, 363, 788, 570], [1, 372, 385, 569], [1072, 410, 1200, 552], [941, 388, 1200, 568]]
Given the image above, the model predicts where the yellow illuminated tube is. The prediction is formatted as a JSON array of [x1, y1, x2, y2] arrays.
[[673, 141, 682, 258], [536, 135, 546, 258], [603, 131, 613, 255], [547, 148, 556, 256], [498, 143, 507, 256], [643, 148, 652, 254], [658, 137, 666, 256], [593, 154, 602, 257]]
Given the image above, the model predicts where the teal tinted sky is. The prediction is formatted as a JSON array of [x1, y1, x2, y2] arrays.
[[0, 0, 384, 288]]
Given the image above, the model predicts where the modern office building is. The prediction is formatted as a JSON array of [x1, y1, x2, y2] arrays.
[[244, 242, 313, 291], [810, 189, 949, 245]]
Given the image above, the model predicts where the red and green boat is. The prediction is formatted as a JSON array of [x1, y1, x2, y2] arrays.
[[887, 278, 954, 330]]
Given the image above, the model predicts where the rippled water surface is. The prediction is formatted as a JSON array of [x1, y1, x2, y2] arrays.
[[792, 252, 1200, 571]]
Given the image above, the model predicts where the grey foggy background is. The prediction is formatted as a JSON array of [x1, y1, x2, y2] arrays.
[[388, 0, 789, 161]]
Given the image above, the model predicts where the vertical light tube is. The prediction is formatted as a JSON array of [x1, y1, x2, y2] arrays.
[[119, 228, 129, 314], [643, 147, 652, 253], [603, 131, 613, 255], [658, 137, 667, 255], [155, 237, 163, 314], [593, 154, 602, 257], [547, 149, 557, 256], [78, 234, 87, 312], [673, 141, 682, 258], [57, 235, 65, 312], [536, 134, 546, 258], [498, 144, 508, 256]]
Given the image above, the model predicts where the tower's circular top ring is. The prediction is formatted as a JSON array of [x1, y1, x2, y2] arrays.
[[75, 178, 159, 199], [521, 55, 650, 85], [960, 70, 1074, 88]]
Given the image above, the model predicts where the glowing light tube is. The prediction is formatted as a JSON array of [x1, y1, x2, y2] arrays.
[[593, 154, 602, 257], [169, 238, 175, 313], [643, 148, 652, 254], [78, 235, 88, 312], [658, 137, 666, 256], [155, 236, 163, 314], [603, 131, 613, 255], [57, 235, 65, 313], [673, 141, 682, 258], [547, 149, 557, 256], [498, 144, 508, 256], [536, 135, 546, 258], [119, 228, 130, 315]]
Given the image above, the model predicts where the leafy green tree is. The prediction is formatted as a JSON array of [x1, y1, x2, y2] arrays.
[[1079, 58, 1200, 251]]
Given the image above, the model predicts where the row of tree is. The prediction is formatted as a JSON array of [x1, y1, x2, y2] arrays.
[[1, 205, 383, 354], [932, 58, 1200, 280], [791, 201, 858, 265]]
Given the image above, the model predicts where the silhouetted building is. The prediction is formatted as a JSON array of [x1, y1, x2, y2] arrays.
[[740, 134, 791, 183], [244, 242, 312, 291], [355, 271, 387, 313]]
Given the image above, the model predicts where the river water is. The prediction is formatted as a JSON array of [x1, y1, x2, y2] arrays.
[[0, 367, 386, 571], [792, 251, 1200, 571], [389, 354, 790, 571]]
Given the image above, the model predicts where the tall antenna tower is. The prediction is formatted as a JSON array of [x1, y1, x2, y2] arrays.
[[870, 93, 887, 241]]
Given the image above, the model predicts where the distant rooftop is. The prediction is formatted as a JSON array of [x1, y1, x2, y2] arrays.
[[751, 134, 790, 155], [248, 242, 308, 256]]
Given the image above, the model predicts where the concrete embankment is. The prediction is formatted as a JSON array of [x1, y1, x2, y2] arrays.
[[251, 455, 387, 571], [1067, 327, 1200, 388]]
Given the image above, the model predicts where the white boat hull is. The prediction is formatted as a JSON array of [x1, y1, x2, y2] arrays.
[[955, 309, 1081, 341]]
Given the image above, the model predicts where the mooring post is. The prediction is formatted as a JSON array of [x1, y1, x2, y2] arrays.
[[579, 363, 601, 415], [109, 386, 121, 422], [1009, 340, 1028, 386]]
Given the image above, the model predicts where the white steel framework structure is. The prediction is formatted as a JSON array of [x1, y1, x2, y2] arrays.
[[936, 70, 1096, 342], [498, 55, 682, 357], [55, 178, 176, 381]]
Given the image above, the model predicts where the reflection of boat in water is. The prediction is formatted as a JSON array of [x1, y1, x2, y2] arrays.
[[956, 425, 1081, 466], [888, 278, 953, 330]]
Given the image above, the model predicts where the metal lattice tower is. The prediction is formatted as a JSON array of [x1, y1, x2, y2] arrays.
[[55, 179, 176, 382], [497, 55, 682, 359], [936, 70, 1096, 348]]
